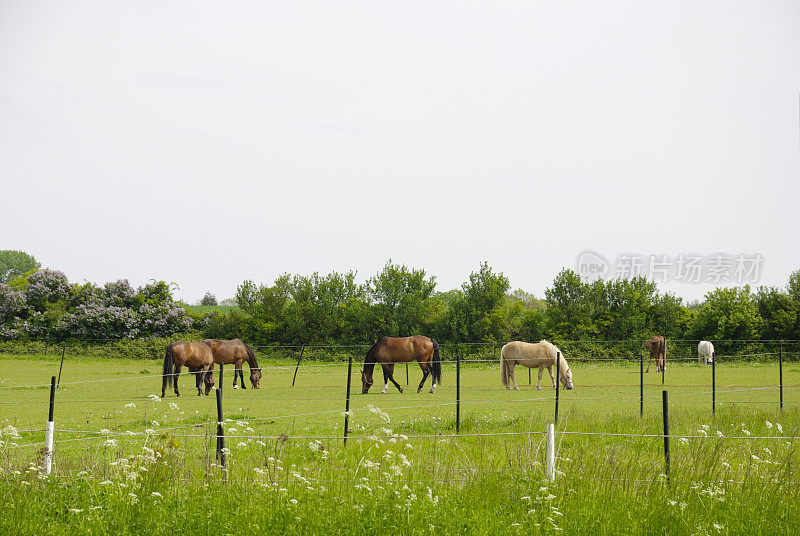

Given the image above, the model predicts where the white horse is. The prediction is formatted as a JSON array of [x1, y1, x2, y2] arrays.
[[698, 341, 714, 365], [501, 340, 574, 390]]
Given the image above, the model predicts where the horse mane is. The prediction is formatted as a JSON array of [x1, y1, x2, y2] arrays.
[[243, 341, 259, 369], [540, 340, 570, 372], [362, 339, 381, 374]]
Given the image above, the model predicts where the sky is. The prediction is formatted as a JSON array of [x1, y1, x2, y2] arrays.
[[1, 1, 799, 304]]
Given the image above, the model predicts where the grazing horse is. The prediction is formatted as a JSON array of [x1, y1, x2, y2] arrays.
[[361, 336, 441, 394], [203, 339, 261, 389], [698, 340, 714, 365], [162, 341, 215, 397], [644, 335, 666, 373], [500, 340, 574, 390]]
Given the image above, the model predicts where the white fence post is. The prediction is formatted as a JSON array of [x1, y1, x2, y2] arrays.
[[45, 376, 56, 476], [546, 423, 555, 482]]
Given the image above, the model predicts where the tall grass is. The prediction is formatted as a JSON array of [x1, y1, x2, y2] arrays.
[[1, 354, 798, 534]]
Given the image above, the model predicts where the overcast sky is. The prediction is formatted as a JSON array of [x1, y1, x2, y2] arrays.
[[1, 1, 798, 303]]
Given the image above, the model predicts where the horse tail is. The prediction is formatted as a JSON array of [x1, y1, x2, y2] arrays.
[[500, 344, 513, 387], [163, 344, 175, 390], [430, 339, 442, 385]]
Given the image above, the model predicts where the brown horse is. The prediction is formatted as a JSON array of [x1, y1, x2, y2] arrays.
[[361, 336, 441, 394], [644, 335, 666, 373], [162, 341, 215, 397], [203, 339, 261, 389]]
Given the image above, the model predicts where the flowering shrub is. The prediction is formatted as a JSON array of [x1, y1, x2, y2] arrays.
[[0, 270, 191, 340]]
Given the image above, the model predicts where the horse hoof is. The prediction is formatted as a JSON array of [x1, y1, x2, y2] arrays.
[[233, 385, 240, 390], [398, 388, 403, 394], [514, 387, 520, 391], [417, 389, 422, 394], [536, 386, 542, 391], [428, 389, 435, 394]]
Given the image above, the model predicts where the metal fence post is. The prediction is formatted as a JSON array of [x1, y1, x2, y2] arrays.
[[779, 341, 783, 412], [292, 345, 305, 387], [344, 354, 353, 445], [456, 352, 461, 434], [218, 363, 223, 391], [712, 354, 716, 415], [639, 350, 643, 417], [555, 352, 560, 423], [662, 390, 670, 484], [56, 344, 67, 389], [215, 388, 227, 481]]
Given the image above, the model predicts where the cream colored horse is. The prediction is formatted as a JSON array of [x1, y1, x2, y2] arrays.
[[501, 340, 574, 390]]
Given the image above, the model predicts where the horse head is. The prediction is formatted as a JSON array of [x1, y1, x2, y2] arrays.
[[361, 370, 373, 394], [203, 373, 215, 395], [561, 368, 574, 390], [250, 368, 262, 389]]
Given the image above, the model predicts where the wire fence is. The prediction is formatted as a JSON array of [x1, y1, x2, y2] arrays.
[[2, 341, 799, 487]]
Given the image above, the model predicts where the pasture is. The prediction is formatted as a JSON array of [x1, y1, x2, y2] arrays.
[[1, 352, 799, 535]]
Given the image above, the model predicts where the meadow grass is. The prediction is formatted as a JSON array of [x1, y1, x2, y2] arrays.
[[1, 354, 799, 535]]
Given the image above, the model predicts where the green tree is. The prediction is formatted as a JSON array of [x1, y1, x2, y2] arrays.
[[544, 269, 593, 339], [368, 261, 436, 337], [0, 250, 40, 284], [200, 292, 218, 306], [689, 285, 762, 341], [447, 262, 511, 342], [756, 270, 800, 341]]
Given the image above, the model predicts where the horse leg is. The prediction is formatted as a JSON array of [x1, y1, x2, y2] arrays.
[[387, 365, 403, 394], [547, 365, 556, 389], [536, 366, 544, 390], [190, 367, 200, 392], [380, 365, 390, 394], [174, 364, 183, 397], [239, 364, 247, 389], [197, 368, 204, 396], [417, 369, 430, 394]]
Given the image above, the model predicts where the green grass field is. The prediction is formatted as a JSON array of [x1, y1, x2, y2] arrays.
[[1, 354, 799, 535]]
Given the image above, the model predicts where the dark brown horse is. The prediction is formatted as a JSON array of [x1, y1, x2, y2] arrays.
[[203, 339, 261, 389], [162, 341, 215, 397], [644, 335, 666, 373], [361, 336, 441, 394]]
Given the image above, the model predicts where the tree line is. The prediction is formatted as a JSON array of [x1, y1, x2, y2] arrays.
[[2, 250, 799, 346], [204, 260, 800, 346]]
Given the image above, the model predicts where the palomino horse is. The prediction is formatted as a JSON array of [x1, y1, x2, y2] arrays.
[[500, 340, 574, 390], [362, 336, 441, 394], [162, 341, 215, 397], [203, 339, 261, 389], [644, 335, 666, 373]]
